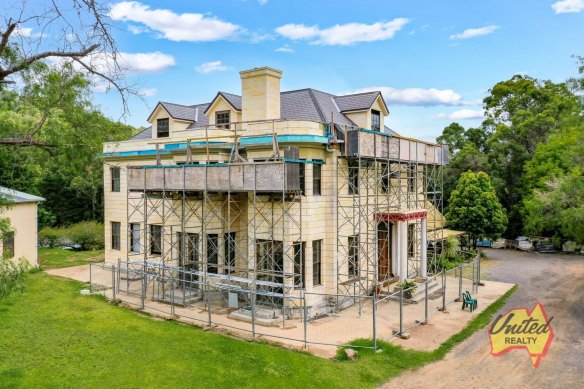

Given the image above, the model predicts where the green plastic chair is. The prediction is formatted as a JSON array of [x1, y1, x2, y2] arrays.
[[461, 291, 478, 312]]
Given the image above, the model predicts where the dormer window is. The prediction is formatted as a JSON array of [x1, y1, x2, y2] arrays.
[[371, 110, 381, 131], [216, 111, 230, 129], [157, 118, 169, 138]]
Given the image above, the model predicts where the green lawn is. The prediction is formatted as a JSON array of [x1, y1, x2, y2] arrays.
[[0, 273, 516, 388], [38, 247, 104, 269]]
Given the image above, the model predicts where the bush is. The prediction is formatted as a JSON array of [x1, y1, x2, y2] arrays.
[[39, 226, 67, 248], [66, 221, 104, 250], [443, 236, 460, 260], [399, 279, 417, 299], [0, 256, 30, 300], [39, 221, 104, 250]]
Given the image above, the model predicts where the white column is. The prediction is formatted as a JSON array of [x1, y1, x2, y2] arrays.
[[420, 217, 428, 279], [391, 223, 398, 277], [399, 221, 408, 280]]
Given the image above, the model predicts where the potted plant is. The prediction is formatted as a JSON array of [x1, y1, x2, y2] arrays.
[[399, 279, 417, 299]]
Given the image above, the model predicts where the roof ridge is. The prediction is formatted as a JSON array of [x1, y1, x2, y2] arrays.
[[307, 89, 327, 123], [335, 90, 381, 98]]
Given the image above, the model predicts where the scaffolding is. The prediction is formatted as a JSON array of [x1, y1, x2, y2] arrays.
[[336, 127, 445, 304], [119, 120, 447, 320]]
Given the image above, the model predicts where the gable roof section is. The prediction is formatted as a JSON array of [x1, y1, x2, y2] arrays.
[[0, 186, 45, 203], [203, 92, 242, 115], [129, 126, 152, 141], [334, 91, 388, 114]]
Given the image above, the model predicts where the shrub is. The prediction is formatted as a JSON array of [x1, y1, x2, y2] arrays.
[[0, 256, 30, 300], [39, 226, 67, 248], [443, 236, 460, 260], [66, 221, 104, 250], [399, 279, 417, 299]]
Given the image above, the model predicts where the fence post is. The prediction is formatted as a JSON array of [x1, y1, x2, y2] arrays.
[[458, 264, 463, 300], [472, 261, 477, 293], [477, 254, 481, 287], [399, 287, 404, 336], [251, 288, 256, 339], [303, 291, 308, 349], [441, 270, 446, 311], [89, 263, 93, 294], [170, 271, 175, 316], [141, 265, 146, 309], [372, 291, 377, 351], [111, 264, 116, 300], [207, 282, 212, 327], [117, 258, 121, 294], [424, 280, 428, 324]]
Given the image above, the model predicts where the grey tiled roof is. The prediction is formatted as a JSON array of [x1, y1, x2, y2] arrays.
[[137, 88, 388, 140], [0, 186, 45, 203], [334, 91, 383, 112], [159, 102, 198, 121], [220, 92, 242, 110], [129, 126, 152, 141]]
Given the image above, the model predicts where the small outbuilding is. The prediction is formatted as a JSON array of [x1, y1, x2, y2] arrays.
[[0, 186, 45, 267]]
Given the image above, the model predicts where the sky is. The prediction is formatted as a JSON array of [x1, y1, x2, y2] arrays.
[[24, 0, 584, 141]]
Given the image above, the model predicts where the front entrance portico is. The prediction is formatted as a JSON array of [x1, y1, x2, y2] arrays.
[[377, 209, 428, 281]]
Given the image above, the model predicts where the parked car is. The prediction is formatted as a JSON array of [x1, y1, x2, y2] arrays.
[[516, 236, 533, 251], [476, 239, 492, 248], [491, 238, 506, 249]]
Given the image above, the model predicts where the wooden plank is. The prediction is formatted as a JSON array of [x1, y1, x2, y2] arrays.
[[127, 168, 144, 191], [389, 137, 400, 159], [417, 142, 426, 163], [400, 138, 410, 160]]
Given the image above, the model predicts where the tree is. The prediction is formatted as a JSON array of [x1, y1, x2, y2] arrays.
[[0, 0, 136, 149], [437, 122, 466, 155], [483, 75, 581, 237], [446, 171, 508, 247], [0, 65, 135, 225]]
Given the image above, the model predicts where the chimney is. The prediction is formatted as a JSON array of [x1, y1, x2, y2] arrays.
[[240, 67, 282, 122]]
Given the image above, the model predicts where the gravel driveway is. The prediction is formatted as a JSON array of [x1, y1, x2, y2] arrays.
[[383, 249, 584, 389]]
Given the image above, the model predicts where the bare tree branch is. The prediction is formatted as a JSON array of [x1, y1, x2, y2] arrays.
[[0, 43, 99, 79]]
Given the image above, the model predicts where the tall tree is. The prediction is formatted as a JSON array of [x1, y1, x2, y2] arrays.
[[484, 75, 581, 236], [446, 171, 507, 247], [0, 0, 136, 149]]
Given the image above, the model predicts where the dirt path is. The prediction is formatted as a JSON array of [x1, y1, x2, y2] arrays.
[[382, 249, 584, 389]]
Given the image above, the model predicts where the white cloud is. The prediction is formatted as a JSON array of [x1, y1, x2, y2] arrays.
[[275, 18, 410, 45], [449, 25, 498, 39], [354, 86, 466, 106], [139, 88, 157, 97], [552, 0, 584, 13], [13, 26, 44, 38], [275, 45, 294, 53], [196, 61, 230, 74], [110, 1, 240, 42], [435, 109, 484, 120], [258, 0, 268, 5], [128, 25, 149, 35], [118, 52, 176, 73]]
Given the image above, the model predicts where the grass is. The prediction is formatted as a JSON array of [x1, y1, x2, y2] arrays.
[[38, 247, 104, 269], [0, 274, 516, 389]]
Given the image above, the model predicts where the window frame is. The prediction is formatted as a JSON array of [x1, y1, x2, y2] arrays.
[[215, 110, 231, 129], [348, 235, 359, 278], [293, 241, 306, 288], [111, 167, 121, 192], [312, 161, 322, 196], [130, 223, 140, 253], [312, 240, 322, 286], [348, 160, 359, 195], [150, 224, 162, 255], [207, 234, 219, 274], [298, 159, 306, 196], [157, 118, 170, 138], [371, 109, 381, 131], [224, 232, 236, 275], [111, 221, 121, 251], [2, 231, 15, 258]]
